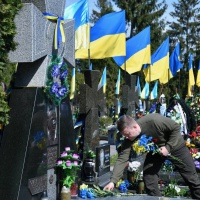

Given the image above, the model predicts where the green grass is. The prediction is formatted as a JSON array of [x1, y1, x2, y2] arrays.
[[110, 153, 118, 166]]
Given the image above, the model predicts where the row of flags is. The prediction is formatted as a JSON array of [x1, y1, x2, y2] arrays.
[[65, 0, 199, 99], [70, 53, 200, 100]]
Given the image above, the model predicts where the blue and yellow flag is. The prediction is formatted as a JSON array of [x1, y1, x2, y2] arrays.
[[76, 11, 126, 59], [115, 69, 121, 95], [70, 68, 76, 100], [113, 26, 151, 74], [64, 0, 89, 50], [169, 42, 183, 77], [116, 98, 121, 115], [196, 60, 200, 87], [188, 54, 195, 97], [144, 37, 170, 84], [150, 80, 158, 100], [89, 63, 92, 70], [136, 76, 141, 97], [98, 67, 107, 93], [141, 82, 149, 99]]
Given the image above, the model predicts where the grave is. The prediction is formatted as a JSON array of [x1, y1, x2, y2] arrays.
[[121, 74, 139, 117], [79, 70, 105, 153], [0, 0, 76, 199], [95, 143, 111, 187]]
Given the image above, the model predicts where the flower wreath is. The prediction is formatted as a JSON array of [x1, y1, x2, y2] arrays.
[[44, 55, 69, 106]]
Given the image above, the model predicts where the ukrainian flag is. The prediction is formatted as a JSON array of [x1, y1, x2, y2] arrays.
[[113, 26, 151, 74], [76, 11, 126, 59], [89, 63, 92, 70], [136, 76, 141, 97], [64, 0, 89, 50], [141, 82, 149, 99], [98, 67, 107, 93], [188, 54, 195, 97], [196, 60, 200, 87], [144, 37, 170, 84], [70, 68, 76, 100], [150, 80, 158, 100], [116, 98, 121, 115], [169, 42, 183, 77], [115, 69, 121, 95]]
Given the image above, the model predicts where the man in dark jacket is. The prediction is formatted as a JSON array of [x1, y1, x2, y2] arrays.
[[104, 114, 200, 199]]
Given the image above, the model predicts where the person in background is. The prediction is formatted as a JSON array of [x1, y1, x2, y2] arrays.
[[104, 114, 200, 199]]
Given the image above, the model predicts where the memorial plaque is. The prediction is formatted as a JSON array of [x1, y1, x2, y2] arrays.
[[47, 146, 58, 169], [95, 144, 110, 177], [28, 174, 47, 195]]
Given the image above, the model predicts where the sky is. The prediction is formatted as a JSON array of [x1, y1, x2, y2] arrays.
[[65, 0, 176, 37], [65, 0, 176, 20]]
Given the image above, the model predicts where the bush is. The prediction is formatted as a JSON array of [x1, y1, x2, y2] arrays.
[[99, 115, 113, 129]]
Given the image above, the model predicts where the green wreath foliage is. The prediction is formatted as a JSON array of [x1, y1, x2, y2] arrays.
[[44, 55, 69, 106]]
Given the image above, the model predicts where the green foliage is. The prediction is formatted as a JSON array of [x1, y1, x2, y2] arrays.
[[93, 185, 115, 197], [110, 153, 118, 165], [166, 0, 200, 98], [162, 179, 189, 198], [0, 1, 23, 126], [83, 145, 96, 158], [167, 0, 200, 67], [99, 115, 113, 129], [0, 92, 10, 125], [90, 0, 115, 24]]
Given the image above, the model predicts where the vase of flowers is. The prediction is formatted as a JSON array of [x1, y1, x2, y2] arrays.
[[56, 147, 81, 200], [82, 148, 96, 182]]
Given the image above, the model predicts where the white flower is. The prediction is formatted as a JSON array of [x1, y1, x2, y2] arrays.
[[169, 184, 181, 194], [186, 138, 191, 143], [128, 161, 141, 172]]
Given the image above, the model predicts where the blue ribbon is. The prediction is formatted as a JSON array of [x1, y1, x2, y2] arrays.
[[43, 12, 65, 49]]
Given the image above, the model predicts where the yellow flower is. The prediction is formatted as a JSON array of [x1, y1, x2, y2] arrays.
[[132, 141, 146, 155], [116, 179, 123, 188], [80, 184, 88, 190]]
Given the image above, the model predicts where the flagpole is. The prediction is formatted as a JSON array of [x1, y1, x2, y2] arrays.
[[179, 69, 181, 95], [168, 68, 169, 105], [88, 49, 90, 69], [124, 56, 127, 83]]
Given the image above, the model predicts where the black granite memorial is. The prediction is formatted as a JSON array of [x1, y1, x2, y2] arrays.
[[0, 88, 76, 200], [79, 70, 105, 153], [121, 74, 139, 117], [0, 0, 76, 199], [94, 143, 111, 188], [95, 144, 110, 177]]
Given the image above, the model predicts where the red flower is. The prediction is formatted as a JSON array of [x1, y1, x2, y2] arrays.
[[190, 148, 198, 154], [152, 138, 158, 143], [189, 131, 197, 138]]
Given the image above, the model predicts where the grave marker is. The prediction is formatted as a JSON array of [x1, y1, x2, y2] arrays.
[[79, 70, 105, 153], [0, 1, 75, 199], [121, 74, 139, 117]]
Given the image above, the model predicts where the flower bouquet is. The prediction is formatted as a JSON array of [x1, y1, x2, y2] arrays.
[[162, 179, 189, 198], [56, 147, 81, 199], [132, 134, 183, 163], [127, 161, 143, 183], [79, 184, 115, 198], [161, 160, 175, 173]]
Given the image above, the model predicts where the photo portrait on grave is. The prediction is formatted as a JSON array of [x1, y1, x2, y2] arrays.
[[47, 108, 58, 146], [104, 114, 200, 199], [99, 148, 105, 169]]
